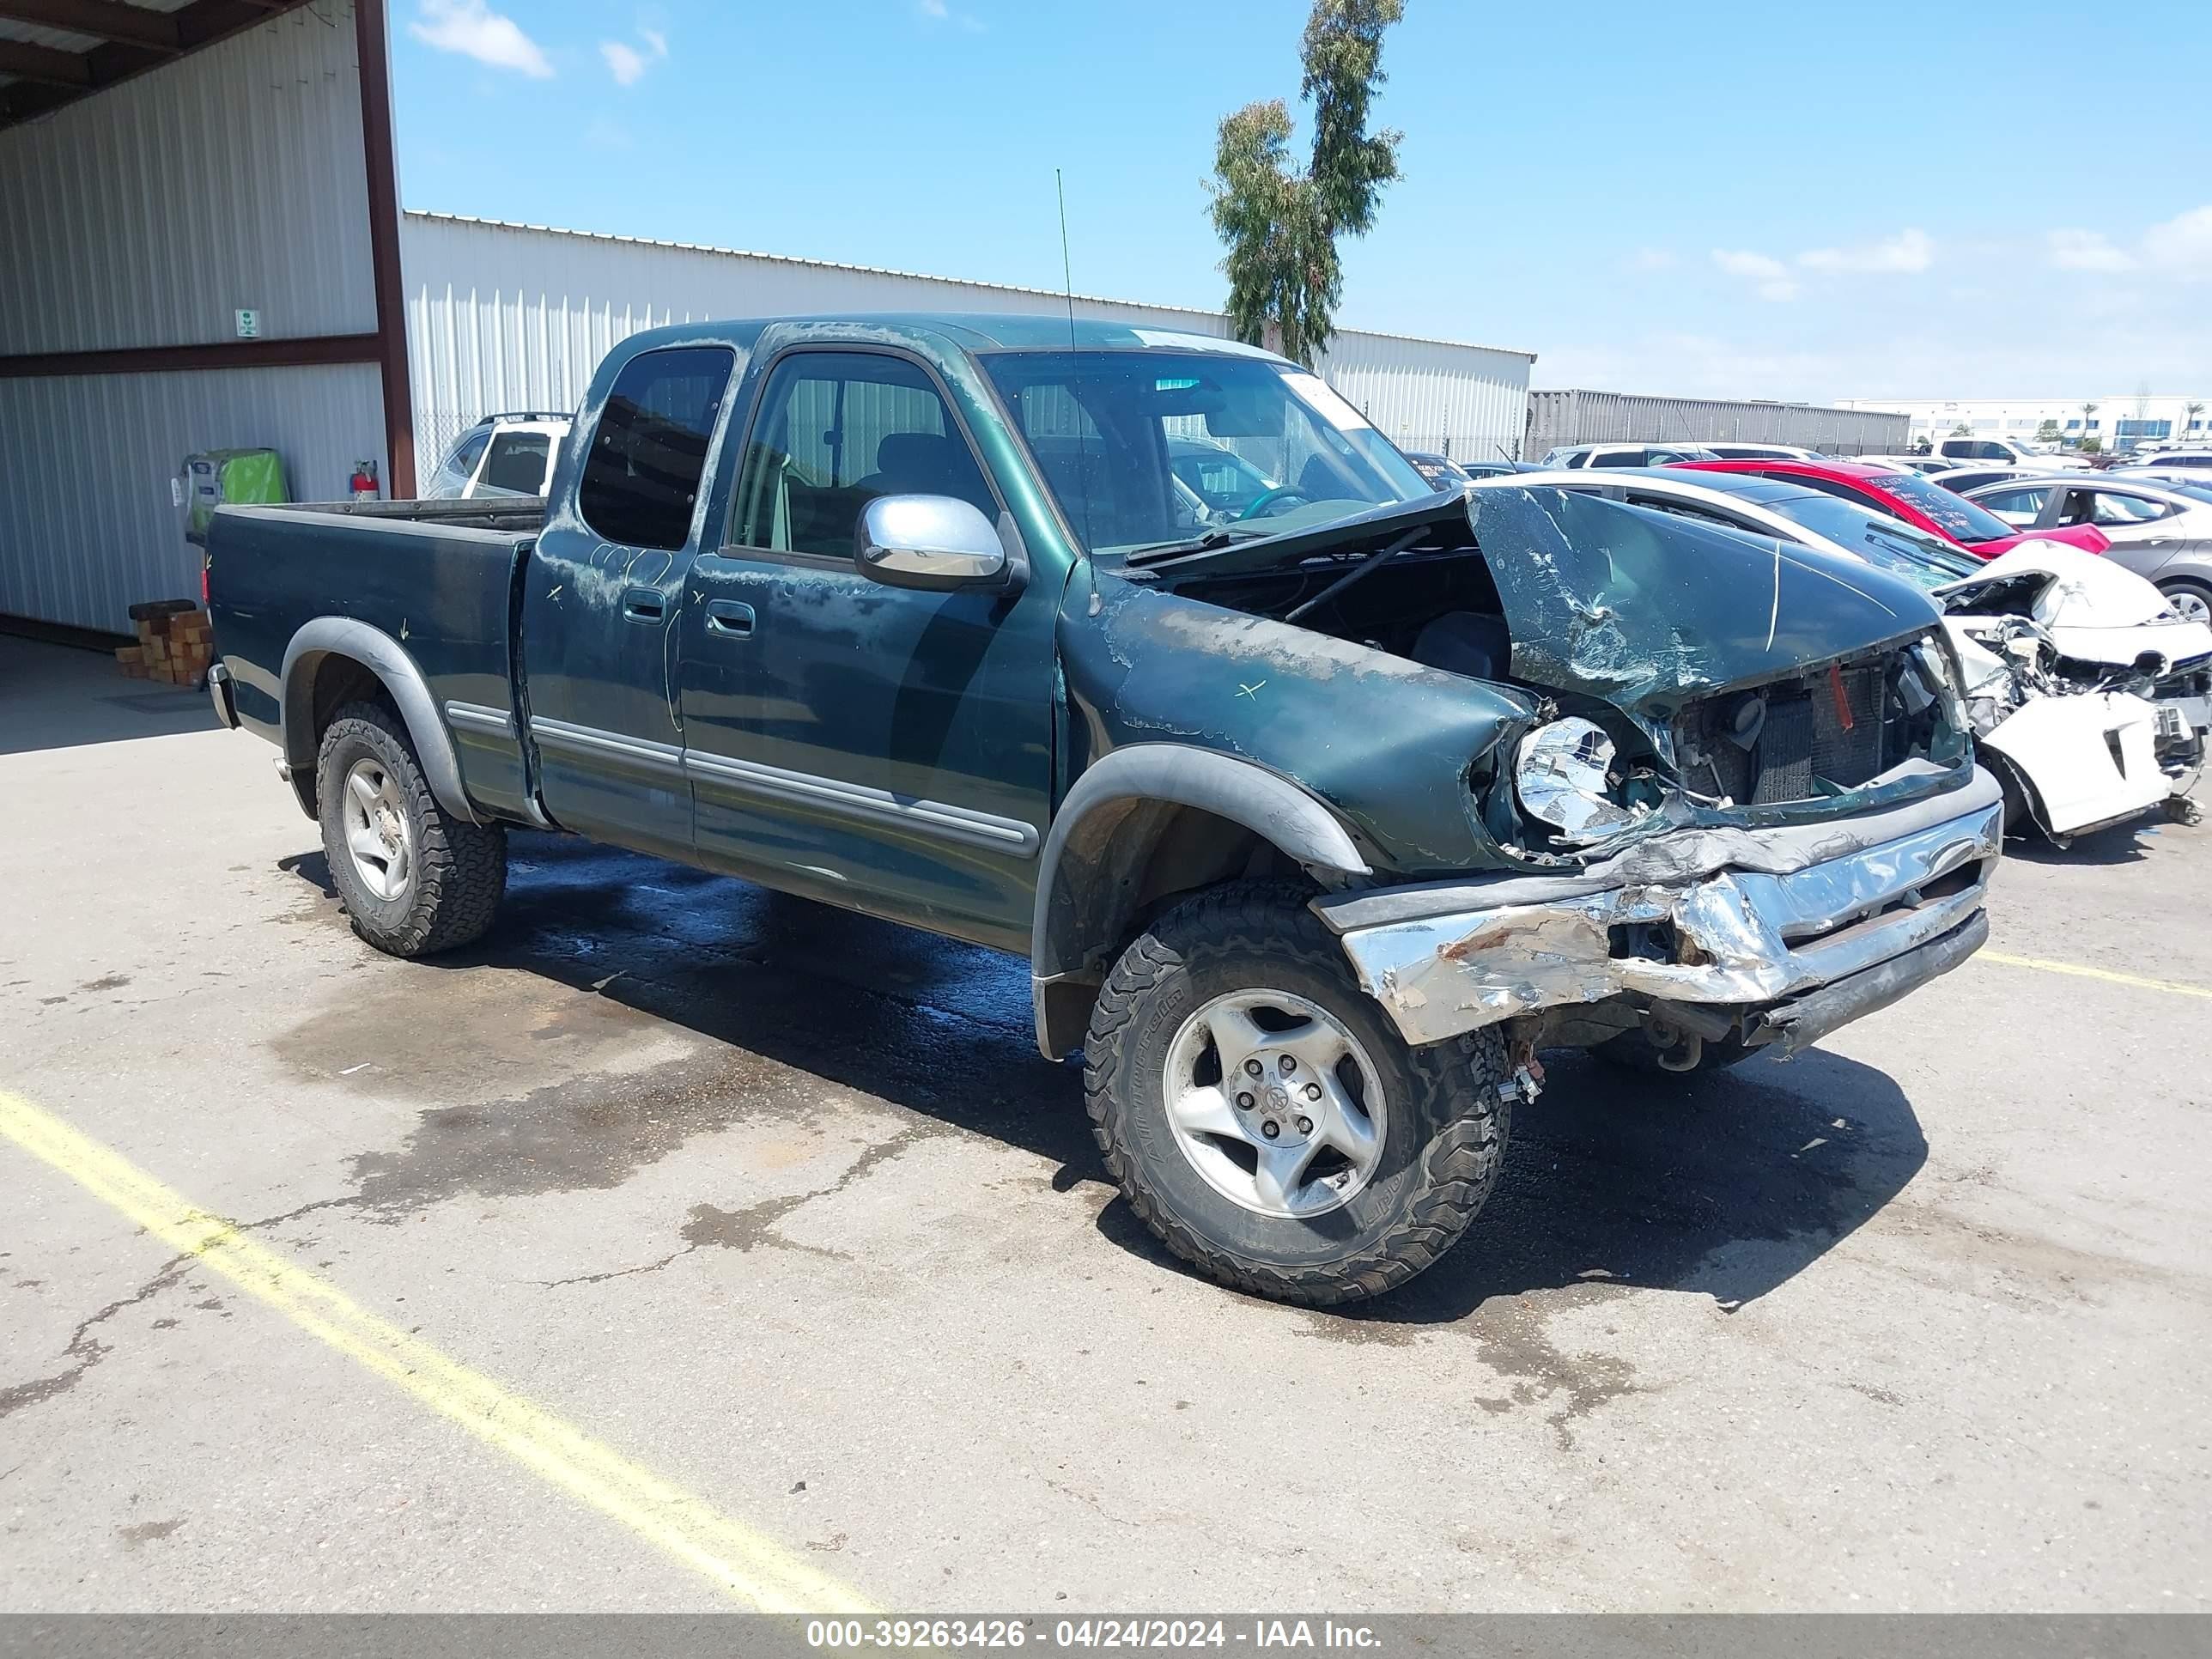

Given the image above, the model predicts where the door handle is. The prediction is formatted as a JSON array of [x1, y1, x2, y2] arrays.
[[705, 599, 755, 639], [622, 586, 666, 624]]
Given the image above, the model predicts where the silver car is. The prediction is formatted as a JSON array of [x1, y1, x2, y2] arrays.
[[1961, 475, 2212, 624]]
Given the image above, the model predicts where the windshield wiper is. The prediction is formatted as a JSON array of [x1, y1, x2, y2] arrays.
[[1122, 526, 1273, 566]]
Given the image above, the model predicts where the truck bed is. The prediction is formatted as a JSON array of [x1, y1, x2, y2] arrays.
[[206, 498, 544, 825]]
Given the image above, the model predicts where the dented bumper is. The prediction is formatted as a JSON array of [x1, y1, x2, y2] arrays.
[[1317, 767, 2004, 1051]]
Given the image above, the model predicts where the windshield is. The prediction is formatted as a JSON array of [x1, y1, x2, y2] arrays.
[[978, 349, 1432, 558], [1866, 471, 2020, 544], [1764, 494, 1982, 590]]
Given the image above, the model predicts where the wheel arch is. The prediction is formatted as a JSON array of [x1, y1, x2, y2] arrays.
[[280, 618, 478, 825], [1030, 744, 1371, 1059]]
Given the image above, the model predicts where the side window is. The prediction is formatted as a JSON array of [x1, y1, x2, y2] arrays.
[[731, 351, 996, 559], [1791, 474, 1885, 513], [1975, 484, 2055, 526], [2057, 488, 2100, 526], [2089, 490, 2174, 526], [428, 428, 489, 498], [479, 432, 553, 497], [578, 346, 736, 550], [1631, 496, 1745, 530], [1974, 441, 2009, 460], [1589, 449, 1643, 467]]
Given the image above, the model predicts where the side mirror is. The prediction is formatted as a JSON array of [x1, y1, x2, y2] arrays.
[[855, 495, 1023, 593]]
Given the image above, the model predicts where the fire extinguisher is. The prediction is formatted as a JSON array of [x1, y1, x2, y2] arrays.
[[349, 459, 380, 501]]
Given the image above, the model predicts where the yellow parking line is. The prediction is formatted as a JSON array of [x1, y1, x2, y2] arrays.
[[1978, 951, 2212, 1001], [0, 1088, 872, 1614]]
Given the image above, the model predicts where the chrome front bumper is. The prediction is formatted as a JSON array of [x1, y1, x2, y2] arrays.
[[1322, 773, 2004, 1050]]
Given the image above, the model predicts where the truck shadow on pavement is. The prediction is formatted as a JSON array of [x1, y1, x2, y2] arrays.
[[281, 832, 1926, 1324]]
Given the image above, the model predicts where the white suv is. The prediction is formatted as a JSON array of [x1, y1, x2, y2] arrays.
[[1538, 442, 1722, 468], [1935, 434, 2087, 469], [425, 413, 572, 499]]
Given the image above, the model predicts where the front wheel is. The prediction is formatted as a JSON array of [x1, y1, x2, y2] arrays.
[[317, 701, 507, 957], [1082, 883, 1511, 1306], [2159, 578, 2212, 629]]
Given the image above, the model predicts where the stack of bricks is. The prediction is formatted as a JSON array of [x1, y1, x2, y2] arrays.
[[116, 600, 213, 685]]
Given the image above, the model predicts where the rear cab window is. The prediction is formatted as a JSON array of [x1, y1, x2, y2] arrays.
[[578, 347, 737, 550], [480, 431, 554, 497]]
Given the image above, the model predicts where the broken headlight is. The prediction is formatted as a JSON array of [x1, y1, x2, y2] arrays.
[[1515, 717, 1635, 838]]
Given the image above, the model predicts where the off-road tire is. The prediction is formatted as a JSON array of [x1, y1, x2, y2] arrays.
[[1082, 881, 1511, 1306], [317, 701, 506, 957]]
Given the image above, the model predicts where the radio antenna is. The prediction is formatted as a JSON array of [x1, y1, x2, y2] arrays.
[[1056, 168, 1096, 550], [1056, 168, 1079, 349]]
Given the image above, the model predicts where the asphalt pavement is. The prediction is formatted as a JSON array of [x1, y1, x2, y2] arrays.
[[3, 635, 2207, 1613]]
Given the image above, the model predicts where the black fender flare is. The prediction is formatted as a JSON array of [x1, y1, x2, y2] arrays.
[[1029, 744, 1371, 1058], [279, 617, 480, 825]]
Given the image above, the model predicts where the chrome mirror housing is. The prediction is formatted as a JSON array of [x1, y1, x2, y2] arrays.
[[855, 495, 1018, 592]]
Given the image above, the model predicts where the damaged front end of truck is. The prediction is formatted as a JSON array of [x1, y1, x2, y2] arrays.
[[1073, 484, 2002, 1070]]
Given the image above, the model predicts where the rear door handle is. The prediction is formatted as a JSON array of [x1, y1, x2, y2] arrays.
[[705, 599, 755, 639], [623, 586, 666, 623]]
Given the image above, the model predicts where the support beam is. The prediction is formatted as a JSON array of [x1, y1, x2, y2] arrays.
[[354, 0, 416, 497], [0, 38, 94, 85], [0, 0, 310, 133], [0, 334, 383, 380], [0, 0, 182, 52]]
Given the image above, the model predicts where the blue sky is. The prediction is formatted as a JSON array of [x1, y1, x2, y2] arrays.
[[392, 1, 2212, 402]]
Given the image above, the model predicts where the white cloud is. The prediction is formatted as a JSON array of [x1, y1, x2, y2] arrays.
[[2045, 228, 2134, 272], [600, 25, 668, 86], [409, 0, 552, 77], [2143, 205, 2212, 275], [600, 41, 646, 83], [917, 0, 986, 30], [1626, 247, 1675, 272], [1796, 228, 1933, 274], [1711, 248, 1798, 301]]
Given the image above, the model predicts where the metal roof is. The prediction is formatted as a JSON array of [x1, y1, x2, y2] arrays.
[[0, 0, 315, 131], [406, 210, 1541, 363]]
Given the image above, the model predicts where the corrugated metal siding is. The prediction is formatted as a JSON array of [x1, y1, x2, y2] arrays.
[[0, 2, 382, 633], [404, 214, 1532, 467], [1322, 331, 1528, 465], [0, 4, 374, 352], [0, 364, 383, 629], [1524, 390, 1911, 459]]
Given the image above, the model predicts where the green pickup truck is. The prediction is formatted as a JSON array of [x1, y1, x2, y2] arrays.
[[204, 314, 2002, 1305]]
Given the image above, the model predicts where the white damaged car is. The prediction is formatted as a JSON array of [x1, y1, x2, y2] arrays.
[[1487, 470, 2212, 842], [1938, 544, 2211, 837]]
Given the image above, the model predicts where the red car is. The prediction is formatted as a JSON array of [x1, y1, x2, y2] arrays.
[[1669, 459, 2111, 559]]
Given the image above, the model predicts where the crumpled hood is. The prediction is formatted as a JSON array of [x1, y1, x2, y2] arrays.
[[1468, 486, 1943, 716], [1938, 540, 2212, 669]]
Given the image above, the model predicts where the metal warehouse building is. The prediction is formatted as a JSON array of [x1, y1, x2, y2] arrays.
[[0, 0, 1532, 640], [398, 211, 1534, 487], [0, 0, 411, 639], [1525, 388, 1910, 459]]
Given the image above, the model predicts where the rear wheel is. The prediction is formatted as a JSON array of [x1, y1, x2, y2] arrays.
[[1082, 883, 1511, 1306], [317, 702, 506, 957]]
